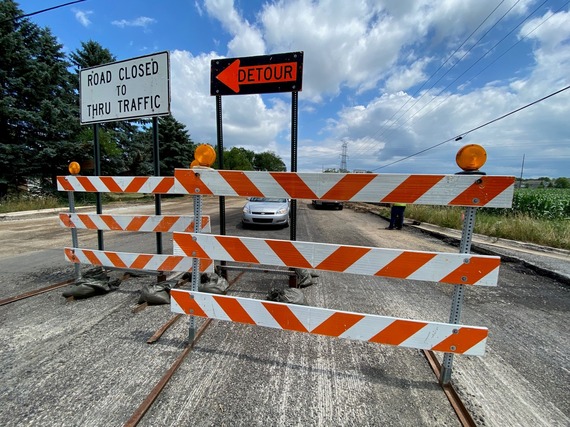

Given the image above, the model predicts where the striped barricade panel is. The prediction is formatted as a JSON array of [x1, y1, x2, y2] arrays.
[[174, 169, 515, 208], [57, 176, 177, 194], [64, 248, 214, 273], [60, 213, 211, 233], [170, 290, 488, 356], [173, 233, 500, 286]]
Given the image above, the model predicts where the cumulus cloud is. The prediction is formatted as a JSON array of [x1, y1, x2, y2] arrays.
[[183, 0, 569, 176], [112, 16, 157, 29], [73, 9, 93, 27]]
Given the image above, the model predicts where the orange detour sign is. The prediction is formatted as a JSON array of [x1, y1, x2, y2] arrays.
[[211, 52, 303, 95], [170, 290, 488, 356]]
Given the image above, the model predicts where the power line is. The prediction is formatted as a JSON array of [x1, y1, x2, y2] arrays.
[[351, 0, 555, 163], [1, 1, 86, 24], [386, 0, 552, 133], [371, 84, 570, 171], [350, 0, 520, 159], [350, 1, 509, 154]]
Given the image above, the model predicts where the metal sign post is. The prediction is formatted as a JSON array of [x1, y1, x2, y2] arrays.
[[440, 206, 477, 384], [189, 194, 203, 343], [210, 51, 304, 285], [67, 190, 81, 279]]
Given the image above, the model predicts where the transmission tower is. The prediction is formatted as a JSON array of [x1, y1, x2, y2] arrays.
[[340, 140, 348, 172]]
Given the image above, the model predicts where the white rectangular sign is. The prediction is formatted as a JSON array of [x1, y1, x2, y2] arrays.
[[80, 51, 170, 124]]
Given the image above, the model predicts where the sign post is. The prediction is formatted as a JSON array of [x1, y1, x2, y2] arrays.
[[210, 52, 303, 275]]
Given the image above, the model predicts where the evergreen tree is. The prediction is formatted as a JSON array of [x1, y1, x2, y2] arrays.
[[155, 115, 196, 176], [0, 1, 80, 194]]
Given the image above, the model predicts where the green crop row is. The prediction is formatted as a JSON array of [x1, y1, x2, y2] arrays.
[[510, 188, 569, 220]]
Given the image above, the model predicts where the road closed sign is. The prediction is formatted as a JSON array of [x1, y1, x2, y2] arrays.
[[80, 51, 170, 124], [211, 51, 303, 96]]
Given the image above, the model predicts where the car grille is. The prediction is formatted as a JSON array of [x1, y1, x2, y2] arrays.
[[252, 218, 273, 223]]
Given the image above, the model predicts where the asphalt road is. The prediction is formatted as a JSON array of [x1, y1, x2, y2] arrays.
[[0, 197, 568, 426]]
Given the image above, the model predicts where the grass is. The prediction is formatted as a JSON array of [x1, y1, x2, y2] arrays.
[[0, 193, 153, 214], [0, 194, 65, 213], [404, 205, 569, 250], [2, 193, 568, 251]]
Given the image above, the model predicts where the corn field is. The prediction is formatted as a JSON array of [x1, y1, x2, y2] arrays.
[[508, 189, 570, 220]]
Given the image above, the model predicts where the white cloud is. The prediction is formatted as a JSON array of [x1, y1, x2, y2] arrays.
[[73, 9, 93, 27], [112, 16, 157, 29], [204, 0, 265, 56], [171, 0, 569, 176], [170, 50, 289, 155]]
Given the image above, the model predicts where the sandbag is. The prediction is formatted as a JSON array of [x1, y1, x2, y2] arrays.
[[295, 268, 318, 288], [199, 272, 229, 294], [138, 279, 178, 305], [62, 267, 121, 299], [266, 287, 306, 305]]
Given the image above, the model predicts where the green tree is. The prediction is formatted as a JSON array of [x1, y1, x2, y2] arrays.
[[155, 115, 196, 176], [253, 151, 286, 171], [218, 147, 254, 170], [553, 177, 570, 189], [69, 40, 116, 72], [0, 1, 80, 194]]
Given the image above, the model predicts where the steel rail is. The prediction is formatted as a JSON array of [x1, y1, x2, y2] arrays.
[[422, 349, 477, 427], [0, 272, 137, 307], [124, 271, 246, 426], [0, 278, 75, 306]]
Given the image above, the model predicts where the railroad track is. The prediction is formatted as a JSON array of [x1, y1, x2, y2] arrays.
[[122, 269, 477, 427], [1, 268, 477, 426]]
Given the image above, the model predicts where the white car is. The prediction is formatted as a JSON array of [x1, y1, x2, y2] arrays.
[[242, 197, 290, 228]]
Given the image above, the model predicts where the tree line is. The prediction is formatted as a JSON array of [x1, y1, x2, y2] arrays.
[[0, 1, 285, 198]]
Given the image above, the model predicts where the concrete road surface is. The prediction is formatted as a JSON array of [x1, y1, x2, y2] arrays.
[[0, 197, 568, 426]]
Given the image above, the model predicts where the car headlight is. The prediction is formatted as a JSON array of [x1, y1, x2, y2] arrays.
[[243, 206, 250, 213], [277, 207, 288, 214]]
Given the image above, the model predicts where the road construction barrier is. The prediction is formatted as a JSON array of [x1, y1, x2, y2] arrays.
[[58, 170, 515, 358], [59, 213, 210, 233], [57, 190, 213, 274]]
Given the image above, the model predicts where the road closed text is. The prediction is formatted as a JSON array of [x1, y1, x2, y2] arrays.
[[117, 95, 161, 113], [80, 52, 170, 123]]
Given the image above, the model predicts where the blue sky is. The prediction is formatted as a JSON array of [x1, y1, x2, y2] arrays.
[[16, 0, 570, 178]]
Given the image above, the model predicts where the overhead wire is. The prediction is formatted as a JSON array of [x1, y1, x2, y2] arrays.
[[350, 0, 560, 169], [349, 0, 509, 153], [385, 0, 552, 134], [371, 83, 570, 171], [349, 0, 520, 161], [1, 1, 86, 24]]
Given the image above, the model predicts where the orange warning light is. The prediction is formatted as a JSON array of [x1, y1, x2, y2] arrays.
[[190, 159, 200, 169], [456, 144, 487, 171], [194, 144, 216, 167], [68, 161, 81, 175]]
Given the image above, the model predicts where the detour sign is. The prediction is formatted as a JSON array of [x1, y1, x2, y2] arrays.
[[211, 51, 303, 96]]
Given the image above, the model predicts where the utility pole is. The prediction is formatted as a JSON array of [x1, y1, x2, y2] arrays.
[[519, 154, 525, 189], [340, 139, 348, 172]]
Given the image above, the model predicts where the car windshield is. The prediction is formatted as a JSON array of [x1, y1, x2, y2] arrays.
[[249, 198, 287, 203]]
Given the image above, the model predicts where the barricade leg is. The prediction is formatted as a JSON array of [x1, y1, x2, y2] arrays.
[[67, 191, 81, 279], [441, 207, 477, 384], [188, 194, 203, 343]]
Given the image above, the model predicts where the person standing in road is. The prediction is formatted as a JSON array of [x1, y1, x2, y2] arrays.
[[386, 203, 406, 230]]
